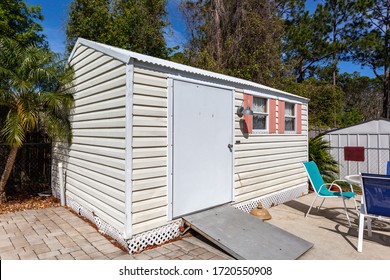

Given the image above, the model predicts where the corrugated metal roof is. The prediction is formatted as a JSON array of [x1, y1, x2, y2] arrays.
[[325, 119, 390, 134], [70, 38, 308, 102]]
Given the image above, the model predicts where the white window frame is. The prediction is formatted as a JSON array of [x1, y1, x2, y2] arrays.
[[252, 96, 268, 133], [284, 102, 296, 133]]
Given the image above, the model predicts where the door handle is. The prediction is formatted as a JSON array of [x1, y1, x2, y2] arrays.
[[227, 144, 233, 152]]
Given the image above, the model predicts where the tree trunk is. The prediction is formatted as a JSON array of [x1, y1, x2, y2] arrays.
[[383, 2, 390, 119], [384, 66, 390, 119], [297, 60, 304, 83], [211, 0, 225, 65], [0, 146, 18, 203], [332, 4, 337, 87]]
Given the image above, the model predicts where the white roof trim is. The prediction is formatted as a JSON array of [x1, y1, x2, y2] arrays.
[[244, 89, 304, 104], [325, 119, 390, 135], [69, 38, 308, 102]]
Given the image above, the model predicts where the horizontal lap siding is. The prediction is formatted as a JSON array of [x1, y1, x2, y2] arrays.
[[234, 90, 308, 204], [61, 46, 127, 232], [132, 67, 169, 235], [301, 103, 308, 133]]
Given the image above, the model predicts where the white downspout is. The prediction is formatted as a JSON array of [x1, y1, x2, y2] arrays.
[[58, 162, 66, 206]]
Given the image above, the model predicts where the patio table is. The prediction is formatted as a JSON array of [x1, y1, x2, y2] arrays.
[[344, 174, 364, 211], [344, 174, 361, 186], [344, 174, 371, 235]]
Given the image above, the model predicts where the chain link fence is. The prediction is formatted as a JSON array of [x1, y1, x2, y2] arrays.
[[330, 146, 390, 179], [0, 142, 52, 195], [324, 127, 390, 180]]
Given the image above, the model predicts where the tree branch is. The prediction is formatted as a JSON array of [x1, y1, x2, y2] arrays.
[[302, 52, 336, 74], [369, 17, 385, 34], [373, 67, 385, 82]]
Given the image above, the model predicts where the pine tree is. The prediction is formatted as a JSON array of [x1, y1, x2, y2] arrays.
[[313, 0, 354, 86], [350, 0, 390, 118], [282, 0, 328, 82]]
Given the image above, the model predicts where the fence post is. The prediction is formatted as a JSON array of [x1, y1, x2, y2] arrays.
[[58, 162, 65, 206]]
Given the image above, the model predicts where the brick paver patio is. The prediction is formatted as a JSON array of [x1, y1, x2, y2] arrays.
[[0, 207, 232, 260]]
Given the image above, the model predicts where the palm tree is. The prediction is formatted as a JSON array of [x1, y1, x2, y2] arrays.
[[308, 135, 339, 183], [0, 37, 74, 203]]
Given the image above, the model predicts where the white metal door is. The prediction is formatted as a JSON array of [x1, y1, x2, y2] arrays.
[[172, 80, 233, 217]]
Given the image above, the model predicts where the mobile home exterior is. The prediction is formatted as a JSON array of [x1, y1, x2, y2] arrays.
[[52, 38, 309, 253]]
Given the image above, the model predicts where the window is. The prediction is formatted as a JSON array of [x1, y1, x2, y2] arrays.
[[284, 102, 295, 131], [253, 97, 268, 131]]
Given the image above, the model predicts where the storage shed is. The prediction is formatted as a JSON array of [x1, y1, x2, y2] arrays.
[[323, 119, 390, 179], [52, 38, 309, 253]]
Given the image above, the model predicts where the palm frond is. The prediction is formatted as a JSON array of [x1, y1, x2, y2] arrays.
[[0, 36, 75, 146], [16, 98, 39, 132], [309, 136, 339, 182], [0, 111, 26, 147]]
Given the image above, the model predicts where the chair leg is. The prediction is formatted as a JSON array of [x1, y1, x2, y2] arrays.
[[367, 217, 372, 237], [342, 197, 352, 227], [358, 212, 365, 252], [318, 198, 326, 212], [361, 203, 372, 237], [352, 197, 359, 216], [305, 195, 318, 218]]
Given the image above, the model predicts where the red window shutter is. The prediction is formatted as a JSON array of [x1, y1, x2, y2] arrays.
[[269, 99, 277, 134], [296, 103, 302, 134], [278, 100, 285, 134], [243, 94, 253, 134]]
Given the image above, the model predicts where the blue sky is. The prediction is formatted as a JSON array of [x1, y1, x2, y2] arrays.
[[25, 0, 375, 78]]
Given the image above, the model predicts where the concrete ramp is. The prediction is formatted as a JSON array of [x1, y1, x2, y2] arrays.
[[183, 205, 313, 260]]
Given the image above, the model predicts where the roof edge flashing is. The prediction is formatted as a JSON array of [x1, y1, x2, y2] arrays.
[[68, 38, 131, 64], [325, 118, 390, 135]]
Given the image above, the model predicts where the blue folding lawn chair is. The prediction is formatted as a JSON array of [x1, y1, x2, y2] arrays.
[[358, 173, 390, 252], [303, 161, 358, 226]]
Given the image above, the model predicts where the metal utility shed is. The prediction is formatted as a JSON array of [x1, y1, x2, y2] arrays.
[[51, 38, 309, 253], [324, 119, 390, 179]]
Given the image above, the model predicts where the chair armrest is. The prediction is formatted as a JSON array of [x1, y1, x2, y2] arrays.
[[328, 183, 343, 193], [318, 183, 341, 193], [332, 179, 354, 193]]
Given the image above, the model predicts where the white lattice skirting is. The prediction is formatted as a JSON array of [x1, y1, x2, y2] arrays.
[[60, 184, 307, 254], [64, 195, 182, 254], [233, 183, 308, 213], [127, 220, 182, 254]]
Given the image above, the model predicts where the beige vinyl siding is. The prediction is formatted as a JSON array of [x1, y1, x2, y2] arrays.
[[58, 40, 311, 242], [234, 90, 308, 204], [301, 103, 309, 133], [132, 67, 169, 235], [59, 45, 127, 232]]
